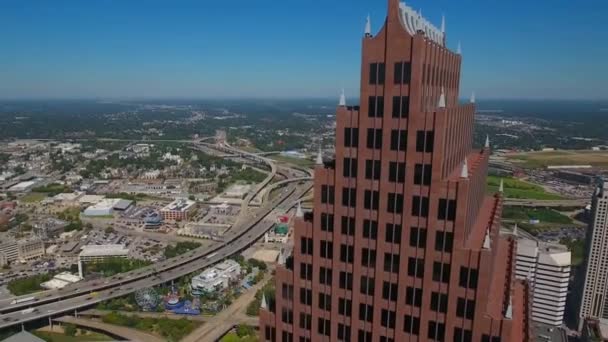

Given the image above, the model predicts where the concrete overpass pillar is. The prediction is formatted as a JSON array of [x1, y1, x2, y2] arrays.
[[78, 259, 83, 279]]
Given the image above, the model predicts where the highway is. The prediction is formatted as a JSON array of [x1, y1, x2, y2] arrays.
[[0, 141, 313, 330]]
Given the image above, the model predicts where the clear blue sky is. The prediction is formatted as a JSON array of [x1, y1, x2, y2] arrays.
[[0, 0, 605, 100]]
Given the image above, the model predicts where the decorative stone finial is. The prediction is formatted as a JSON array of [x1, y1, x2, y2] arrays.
[[460, 158, 468, 179], [316, 147, 323, 165], [438, 87, 446, 108], [499, 179, 504, 193], [441, 14, 445, 33], [365, 15, 372, 37], [470, 91, 476, 104], [457, 41, 462, 54], [485, 135, 490, 149], [505, 295, 513, 319], [261, 293, 268, 309], [483, 228, 491, 249], [339, 89, 346, 107], [296, 201, 303, 218]]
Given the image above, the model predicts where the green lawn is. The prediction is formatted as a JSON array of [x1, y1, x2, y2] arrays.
[[33, 331, 113, 342], [502, 206, 573, 225], [487, 176, 563, 200], [20, 192, 47, 203]]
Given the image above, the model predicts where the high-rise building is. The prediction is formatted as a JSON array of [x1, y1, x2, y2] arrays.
[[579, 180, 608, 327], [515, 236, 570, 326], [259, 1, 530, 341]]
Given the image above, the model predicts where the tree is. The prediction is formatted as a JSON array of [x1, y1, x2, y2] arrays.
[[63, 324, 77, 336], [105, 226, 115, 234]]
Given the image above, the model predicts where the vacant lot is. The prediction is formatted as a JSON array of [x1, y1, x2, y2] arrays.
[[486, 176, 563, 200], [20, 192, 47, 203], [507, 150, 608, 168]]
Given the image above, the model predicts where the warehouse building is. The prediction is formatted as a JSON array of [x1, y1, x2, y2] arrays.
[[160, 198, 196, 221]]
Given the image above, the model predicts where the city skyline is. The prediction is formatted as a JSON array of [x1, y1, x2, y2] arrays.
[[0, 0, 606, 100]]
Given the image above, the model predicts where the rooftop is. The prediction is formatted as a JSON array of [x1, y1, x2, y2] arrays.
[[162, 198, 196, 212], [79, 244, 129, 257]]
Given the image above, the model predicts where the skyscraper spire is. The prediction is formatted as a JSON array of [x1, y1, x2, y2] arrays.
[[261, 293, 268, 310], [364, 14, 372, 37], [339, 88, 346, 107], [316, 147, 323, 165], [441, 14, 445, 33], [296, 201, 303, 218], [457, 41, 462, 54], [470, 91, 476, 103], [499, 179, 504, 193], [438, 87, 446, 108], [460, 158, 469, 179], [485, 135, 490, 149], [483, 228, 491, 249]]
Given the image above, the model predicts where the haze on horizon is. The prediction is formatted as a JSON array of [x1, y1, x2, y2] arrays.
[[0, 0, 606, 100]]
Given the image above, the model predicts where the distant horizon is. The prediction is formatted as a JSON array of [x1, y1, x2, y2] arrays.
[[1, 97, 607, 102]]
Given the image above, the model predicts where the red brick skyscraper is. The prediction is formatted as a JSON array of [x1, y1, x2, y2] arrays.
[[259, 1, 530, 341]]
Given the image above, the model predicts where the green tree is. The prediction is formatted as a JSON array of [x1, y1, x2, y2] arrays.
[[63, 324, 77, 337]]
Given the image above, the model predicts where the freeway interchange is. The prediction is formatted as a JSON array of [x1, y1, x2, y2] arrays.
[[0, 142, 312, 330]]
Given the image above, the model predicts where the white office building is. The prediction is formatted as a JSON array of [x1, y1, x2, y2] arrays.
[[78, 244, 129, 278], [580, 180, 608, 327], [515, 237, 571, 326], [191, 259, 241, 293]]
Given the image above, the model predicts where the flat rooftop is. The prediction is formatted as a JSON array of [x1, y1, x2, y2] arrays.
[[162, 198, 196, 212], [79, 244, 129, 257]]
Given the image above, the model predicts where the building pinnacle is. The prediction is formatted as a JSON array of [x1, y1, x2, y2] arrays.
[[499, 179, 504, 193], [339, 88, 346, 107], [365, 15, 372, 37], [296, 201, 304, 218], [483, 228, 491, 249], [438, 87, 446, 108], [316, 147, 323, 165], [441, 14, 445, 33], [261, 293, 268, 310], [457, 41, 462, 54], [505, 295, 513, 319], [470, 91, 476, 104], [460, 158, 469, 179], [485, 135, 490, 149]]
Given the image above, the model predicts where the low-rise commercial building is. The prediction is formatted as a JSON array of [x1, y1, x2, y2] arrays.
[[78, 244, 129, 278], [516, 237, 571, 326], [18, 239, 45, 261], [0, 241, 19, 263], [160, 198, 196, 221], [191, 259, 241, 293], [40, 272, 82, 290]]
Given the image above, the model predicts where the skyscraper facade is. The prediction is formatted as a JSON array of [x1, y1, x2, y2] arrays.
[[259, 1, 530, 341], [579, 180, 608, 327]]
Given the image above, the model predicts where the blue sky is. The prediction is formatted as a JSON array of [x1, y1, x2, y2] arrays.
[[0, 0, 606, 100]]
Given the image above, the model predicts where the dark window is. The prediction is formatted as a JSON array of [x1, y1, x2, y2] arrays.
[[404, 315, 420, 335], [320, 213, 334, 232], [369, 63, 378, 84], [456, 298, 476, 320], [300, 237, 313, 255], [433, 262, 451, 283], [382, 281, 398, 302], [318, 292, 331, 311], [366, 128, 383, 149], [300, 337, 310, 342], [361, 248, 377, 268], [385, 223, 402, 244], [299, 312, 311, 330], [338, 323, 351, 342], [428, 321, 445, 341], [319, 266, 332, 284], [358, 330, 372, 342], [364, 190, 379, 210], [321, 185, 335, 204], [320, 241, 333, 260], [414, 164, 432, 185], [365, 159, 381, 180], [392, 96, 410, 118], [338, 297, 352, 317], [481, 335, 502, 342], [344, 127, 359, 148], [343, 157, 358, 178], [300, 288, 312, 306], [411, 196, 429, 217], [368, 96, 384, 117], [341, 216, 355, 236], [380, 337, 394, 342], [454, 328, 472, 342], [281, 284, 293, 300], [360, 276, 375, 296], [359, 303, 373, 322], [405, 286, 423, 307], [281, 330, 293, 342], [363, 220, 378, 240], [416, 130, 435, 152], [408, 257, 424, 278], [383, 253, 400, 273], [378, 63, 385, 84], [435, 231, 454, 253], [300, 263, 312, 280], [390, 129, 407, 151], [409, 227, 426, 248], [339, 271, 353, 290], [459, 267, 479, 289], [430, 292, 448, 313], [281, 307, 293, 324], [387, 192, 404, 213], [438, 198, 457, 221], [381, 309, 396, 329], [318, 318, 331, 336], [342, 187, 357, 207], [389, 162, 406, 183], [340, 244, 354, 264], [394, 61, 411, 85]]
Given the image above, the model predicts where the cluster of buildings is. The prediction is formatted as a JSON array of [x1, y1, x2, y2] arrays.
[[191, 259, 241, 294], [0, 239, 45, 266]]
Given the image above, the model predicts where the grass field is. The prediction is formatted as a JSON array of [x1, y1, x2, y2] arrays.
[[502, 206, 573, 225], [33, 331, 113, 342], [270, 155, 314, 168], [506, 150, 608, 168], [20, 192, 47, 203], [487, 176, 563, 200]]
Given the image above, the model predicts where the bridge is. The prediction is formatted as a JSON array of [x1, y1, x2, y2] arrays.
[[503, 198, 588, 208]]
